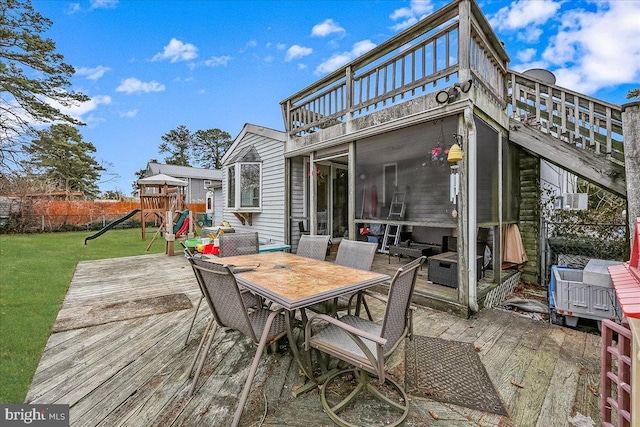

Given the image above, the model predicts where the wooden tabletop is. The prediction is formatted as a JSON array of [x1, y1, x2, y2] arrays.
[[206, 252, 390, 310]]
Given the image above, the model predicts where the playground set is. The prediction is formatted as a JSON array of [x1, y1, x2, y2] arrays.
[[85, 174, 201, 256]]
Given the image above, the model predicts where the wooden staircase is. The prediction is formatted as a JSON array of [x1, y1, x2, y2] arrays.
[[507, 70, 626, 197]]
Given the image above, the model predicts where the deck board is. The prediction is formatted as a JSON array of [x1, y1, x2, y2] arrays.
[[25, 253, 602, 426]]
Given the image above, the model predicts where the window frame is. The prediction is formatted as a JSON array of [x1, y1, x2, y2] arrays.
[[226, 161, 263, 212]]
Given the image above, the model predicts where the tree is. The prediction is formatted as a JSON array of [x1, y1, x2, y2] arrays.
[[24, 124, 104, 198], [627, 88, 640, 99], [0, 0, 88, 172], [131, 166, 148, 195], [159, 125, 192, 166], [100, 189, 125, 200], [192, 128, 233, 169]]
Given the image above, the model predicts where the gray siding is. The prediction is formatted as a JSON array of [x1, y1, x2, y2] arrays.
[[222, 130, 286, 245]]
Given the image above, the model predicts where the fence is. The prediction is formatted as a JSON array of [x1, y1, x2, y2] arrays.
[[0, 200, 206, 234], [542, 220, 628, 284]]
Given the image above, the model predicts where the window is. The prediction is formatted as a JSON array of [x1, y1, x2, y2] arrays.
[[203, 180, 212, 188], [226, 162, 262, 210]]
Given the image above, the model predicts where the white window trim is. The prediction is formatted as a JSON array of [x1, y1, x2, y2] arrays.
[[226, 162, 262, 212]]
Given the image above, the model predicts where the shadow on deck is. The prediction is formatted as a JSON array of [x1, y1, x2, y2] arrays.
[[26, 253, 601, 426]]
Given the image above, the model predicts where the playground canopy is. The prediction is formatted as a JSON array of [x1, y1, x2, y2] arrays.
[[137, 174, 188, 187]]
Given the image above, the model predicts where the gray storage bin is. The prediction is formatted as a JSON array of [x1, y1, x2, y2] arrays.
[[553, 266, 621, 322]]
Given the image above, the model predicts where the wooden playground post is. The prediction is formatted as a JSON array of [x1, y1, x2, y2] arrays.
[[165, 210, 175, 256]]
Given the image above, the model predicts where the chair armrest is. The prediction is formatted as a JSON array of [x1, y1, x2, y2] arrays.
[[360, 290, 418, 311], [304, 313, 387, 350]]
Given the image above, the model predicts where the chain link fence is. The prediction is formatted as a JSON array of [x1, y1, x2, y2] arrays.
[[542, 219, 628, 284]]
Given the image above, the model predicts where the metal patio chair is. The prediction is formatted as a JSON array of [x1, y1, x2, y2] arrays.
[[296, 234, 331, 261], [186, 258, 287, 427], [182, 246, 259, 347], [218, 232, 259, 257], [310, 240, 378, 318], [304, 256, 425, 427]]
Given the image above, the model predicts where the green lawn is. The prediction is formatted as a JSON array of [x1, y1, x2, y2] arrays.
[[0, 228, 170, 403]]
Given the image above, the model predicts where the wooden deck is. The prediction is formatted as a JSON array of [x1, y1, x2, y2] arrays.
[[26, 253, 602, 426]]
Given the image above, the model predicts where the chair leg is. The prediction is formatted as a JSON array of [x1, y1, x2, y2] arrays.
[[231, 311, 281, 427], [184, 295, 204, 347], [189, 318, 214, 377], [320, 368, 409, 427], [188, 320, 218, 397]]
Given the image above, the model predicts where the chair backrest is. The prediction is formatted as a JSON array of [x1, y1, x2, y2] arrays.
[[188, 258, 257, 341], [380, 256, 425, 353], [335, 240, 377, 271], [218, 232, 259, 257], [296, 234, 331, 261]]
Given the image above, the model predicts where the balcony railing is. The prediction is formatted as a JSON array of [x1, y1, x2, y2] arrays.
[[281, 0, 508, 138]]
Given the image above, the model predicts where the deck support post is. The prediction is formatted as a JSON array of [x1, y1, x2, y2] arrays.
[[622, 102, 640, 238]]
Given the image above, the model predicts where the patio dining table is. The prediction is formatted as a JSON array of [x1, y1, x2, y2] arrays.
[[204, 251, 390, 390]]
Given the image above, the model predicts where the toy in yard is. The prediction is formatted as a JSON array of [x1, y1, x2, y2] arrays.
[[173, 210, 190, 235]]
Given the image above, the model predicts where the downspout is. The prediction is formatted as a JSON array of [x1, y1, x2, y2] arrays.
[[465, 108, 479, 312]]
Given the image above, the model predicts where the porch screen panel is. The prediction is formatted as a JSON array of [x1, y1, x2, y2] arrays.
[[355, 118, 457, 225], [502, 137, 520, 222], [475, 117, 500, 223]]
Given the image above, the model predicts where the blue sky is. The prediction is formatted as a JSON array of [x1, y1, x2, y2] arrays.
[[32, 0, 640, 194]]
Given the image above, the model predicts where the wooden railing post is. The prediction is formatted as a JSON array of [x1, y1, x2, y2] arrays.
[[345, 66, 353, 130], [622, 102, 640, 238], [458, 0, 471, 82]]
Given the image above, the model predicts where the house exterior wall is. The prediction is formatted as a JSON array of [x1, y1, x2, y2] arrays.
[[222, 126, 286, 244], [519, 150, 541, 283], [183, 178, 209, 203]]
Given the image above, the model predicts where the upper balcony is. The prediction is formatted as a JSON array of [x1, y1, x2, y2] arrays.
[[280, 0, 509, 142]]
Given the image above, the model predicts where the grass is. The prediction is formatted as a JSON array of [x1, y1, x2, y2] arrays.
[[0, 228, 171, 403]]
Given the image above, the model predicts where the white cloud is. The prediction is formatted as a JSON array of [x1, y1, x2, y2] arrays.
[[75, 65, 110, 80], [49, 94, 112, 122], [297, 63, 308, 70], [90, 0, 118, 10], [276, 43, 286, 50], [152, 38, 198, 63], [120, 109, 139, 118], [116, 78, 165, 95], [67, 3, 81, 13], [490, 0, 560, 31], [517, 27, 543, 44], [390, 0, 434, 32], [315, 40, 376, 74], [264, 55, 274, 63], [311, 19, 345, 37], [541, 1, 640, 93], [204, 55, 231, 67], [516, 48, 537, 63], [286, 45, 313, 62]]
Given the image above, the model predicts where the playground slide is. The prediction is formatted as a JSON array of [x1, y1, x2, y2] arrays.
[[173, 210, 190, 234], [84, 209, 141, 245], [175, 217, 190, 237]]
